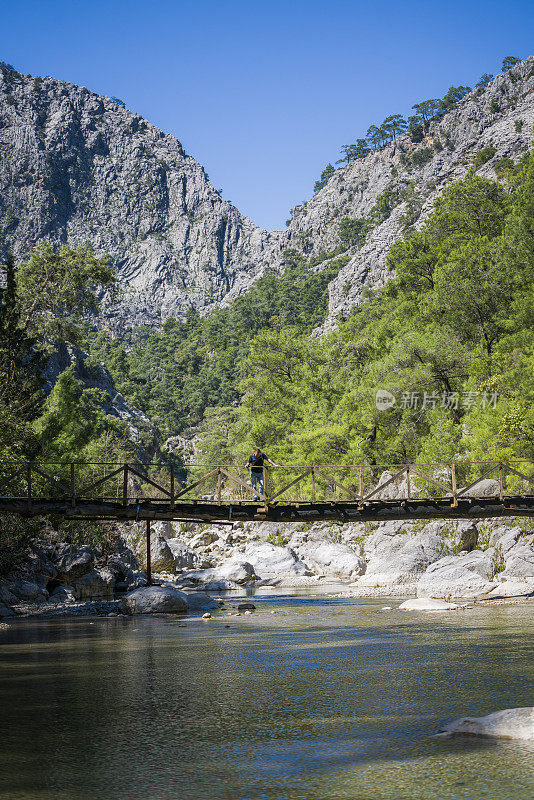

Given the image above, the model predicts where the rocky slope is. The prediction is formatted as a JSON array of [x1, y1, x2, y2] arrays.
[[1, 59, 533, 333], [277, 57, 534, 330]]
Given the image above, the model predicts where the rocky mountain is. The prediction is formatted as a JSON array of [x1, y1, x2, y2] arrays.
[[1, 58, 533, 333], [0, 63, 272, 330], [276, 56, 534, 331]]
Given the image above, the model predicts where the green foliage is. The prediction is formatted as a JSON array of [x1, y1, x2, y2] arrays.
[[336, 140, 369, 164], [338, 217, 369, 248], [490, 99, 500, 113], [411, 147, 433, 167], [515, 119, 524, 133], [87, 251, 347, 438], [0, 62, 23, 83], [196, 148, 534, 469], [407, 117, 424, 143], [476, 73, 494, 89], [314, 163, 335, 192], [16, 243, 115, 346], [494, 156, 515, 177], [0, 253, 43, 461], [441, 85, 472, 110], [474, 146, 497, 169], [502, 56, 521, 72], [411, 99, 441, 121], [0, 515, 42, 574]]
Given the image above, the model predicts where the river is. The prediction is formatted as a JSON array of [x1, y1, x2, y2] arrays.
[[0, 590, 532, 800]]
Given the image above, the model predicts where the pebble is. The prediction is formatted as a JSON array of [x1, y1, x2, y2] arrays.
[[244, 611, 252, 615], [381, 606, 392, 611], [202, 613, 212, 619]]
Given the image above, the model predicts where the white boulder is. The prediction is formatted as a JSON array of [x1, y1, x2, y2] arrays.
[[463, 478, 500, 497], [488, 579, 534, 597], [417, 552, 496, 598], [166, 538, 211, 570], [293, 540, 365, 580], [436, 708, 534, 740], [242, 542, 307, 578], [358, 528, 444, 587], [399, 598, 459, 612]]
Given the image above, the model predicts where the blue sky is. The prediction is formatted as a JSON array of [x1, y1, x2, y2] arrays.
[[1, 0, 533, 230]]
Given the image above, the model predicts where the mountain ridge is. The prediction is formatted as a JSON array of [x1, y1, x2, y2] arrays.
[[1, 57, 533, 333]]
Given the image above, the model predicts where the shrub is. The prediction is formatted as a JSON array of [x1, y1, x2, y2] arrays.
[[515, 119, 524, 132], [474, 146, 497, 169], [490, 99, 500, 113], [412, 148, 433, 167]]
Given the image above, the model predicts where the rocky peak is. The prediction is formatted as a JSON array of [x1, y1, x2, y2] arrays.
[[0, 65, 272, 330]]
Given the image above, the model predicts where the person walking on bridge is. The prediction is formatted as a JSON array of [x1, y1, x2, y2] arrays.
[[246, 448, 278, 499]]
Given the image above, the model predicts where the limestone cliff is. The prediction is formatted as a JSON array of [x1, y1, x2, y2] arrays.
[[0, 64, 271, 330]]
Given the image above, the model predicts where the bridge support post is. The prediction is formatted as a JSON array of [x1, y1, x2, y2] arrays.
[[146, 519, 152, 586]]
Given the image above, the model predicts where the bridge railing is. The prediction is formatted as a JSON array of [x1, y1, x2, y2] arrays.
[[0, 460, 533, 507]]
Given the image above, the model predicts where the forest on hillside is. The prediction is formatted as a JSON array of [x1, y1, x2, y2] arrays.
[[0, 136, 533, 490], [86, 146, 534, 470]]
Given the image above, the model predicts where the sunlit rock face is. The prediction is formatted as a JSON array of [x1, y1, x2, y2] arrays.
[[0, 66, 273, 331]]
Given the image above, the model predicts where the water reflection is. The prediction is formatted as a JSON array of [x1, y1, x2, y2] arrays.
[[0, 597, 532, 800]]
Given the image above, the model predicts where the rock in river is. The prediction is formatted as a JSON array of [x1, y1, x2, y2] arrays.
[[399, 598, 459, 612], [436, 708, 534, 740], [123, 586, 188, 614]]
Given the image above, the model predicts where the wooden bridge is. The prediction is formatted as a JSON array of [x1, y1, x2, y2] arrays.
[[1, 459, 533, 524], [2, 459, 532, 584]]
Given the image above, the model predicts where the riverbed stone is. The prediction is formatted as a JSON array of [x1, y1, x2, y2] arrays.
[[179, 591, 218, 612], [0, 581, 18, 605], [0, 601, 15, 618], [357, 528, 444, 587], [292, 540, 365, 580], [436, 708, 534, 740], [416, 553, 497, 598], [488, 579, 534, 597], [148, 525, 177, 573], [399, 598, 460, 612], [237, 602, 256, 611], [11, 580, 43, 601], [122, 586, 188, 614], [457, 521, 478, 552], [56, 545, 95, 581], [242, 542, 308, 578], [72, 569, 114, 600], [501, 543, 534, 579], [49, 584, 76, 603], [166, 538, 212, 570]]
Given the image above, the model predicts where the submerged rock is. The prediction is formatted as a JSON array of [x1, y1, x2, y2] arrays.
[[436, 708, 534, 740], [179, 591, 218, 612], [399, 598, 459, 612], [237, 602, 256, 611], [122, 586, 188, 614]]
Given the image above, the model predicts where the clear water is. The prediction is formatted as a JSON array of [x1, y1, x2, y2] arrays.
[[0, 591, 533, 800]]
